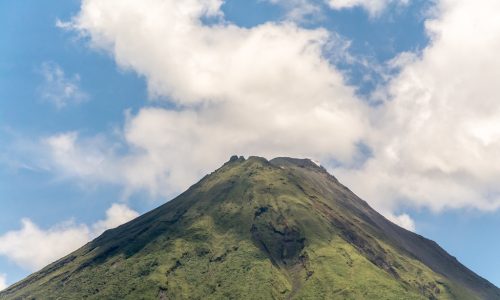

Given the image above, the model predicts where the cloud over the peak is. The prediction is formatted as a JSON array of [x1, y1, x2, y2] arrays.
[[68, 0, 364, 109], [40, 0, 500, 229], [50, 0, 369, 196], [0, 204, 138, 271]]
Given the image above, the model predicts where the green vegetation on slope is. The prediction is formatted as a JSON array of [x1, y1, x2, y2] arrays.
[[1, 156, 498, 299]]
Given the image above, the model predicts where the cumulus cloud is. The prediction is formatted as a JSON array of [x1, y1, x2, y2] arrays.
[[0, 204, 138, 271], [327, 0, 410, 16], [40, 0, 500, 232], [0, 273, 6, 291], [336, 0, 500, 213], [38, 62, 88, 109], [0, 219, 90, 271], [50, 0, 368, 196]]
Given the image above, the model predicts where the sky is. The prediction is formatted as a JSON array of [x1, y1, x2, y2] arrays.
[[1, 0, 500, 290]]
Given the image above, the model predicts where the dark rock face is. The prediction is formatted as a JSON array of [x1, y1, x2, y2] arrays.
[[251, 209, 305, 265], [1, 156, 499, 300]]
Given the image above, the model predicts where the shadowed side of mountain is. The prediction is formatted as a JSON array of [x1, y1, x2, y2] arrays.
[[270, 157, 500, 300]]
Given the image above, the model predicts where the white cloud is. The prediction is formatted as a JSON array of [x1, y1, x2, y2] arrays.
[[38, 62, 88, 109], [0, 219, 90, 271], [48, 0, 369, 197], [0, 204, 138, 271], [69, 0, 363, 108], [41, 0, 500, 229], [0, 273, 7, 291], [336, 0, 500, 213], [327, 0, 409, 16], [266, 0, 322, 22], [92, 203, 140, 233], [42, 132, 119, 182]]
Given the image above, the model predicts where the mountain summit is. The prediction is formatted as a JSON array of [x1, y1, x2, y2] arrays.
[[1, 156, 499, 299]]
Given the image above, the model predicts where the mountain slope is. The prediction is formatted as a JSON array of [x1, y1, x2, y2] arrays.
[[1, 156, 499, 299]]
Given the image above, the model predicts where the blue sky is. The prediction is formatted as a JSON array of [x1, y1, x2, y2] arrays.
[[2, 0, 500, 289]]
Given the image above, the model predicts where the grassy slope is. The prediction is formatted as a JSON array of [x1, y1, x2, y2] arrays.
[[0, 156, 493, 299]]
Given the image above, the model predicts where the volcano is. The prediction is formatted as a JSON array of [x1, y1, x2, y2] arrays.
[[1, 156, 499, 299]]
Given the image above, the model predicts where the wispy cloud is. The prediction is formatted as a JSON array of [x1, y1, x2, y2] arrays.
[[265, 0, 410, 20], [38, 62, 88, 109], [327, 0, 410, 17], [266, 0, 323, 23]]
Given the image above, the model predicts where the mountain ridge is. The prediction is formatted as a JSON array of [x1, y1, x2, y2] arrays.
[[269, 157, 497, 298], [1, 156, 498, 299]]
